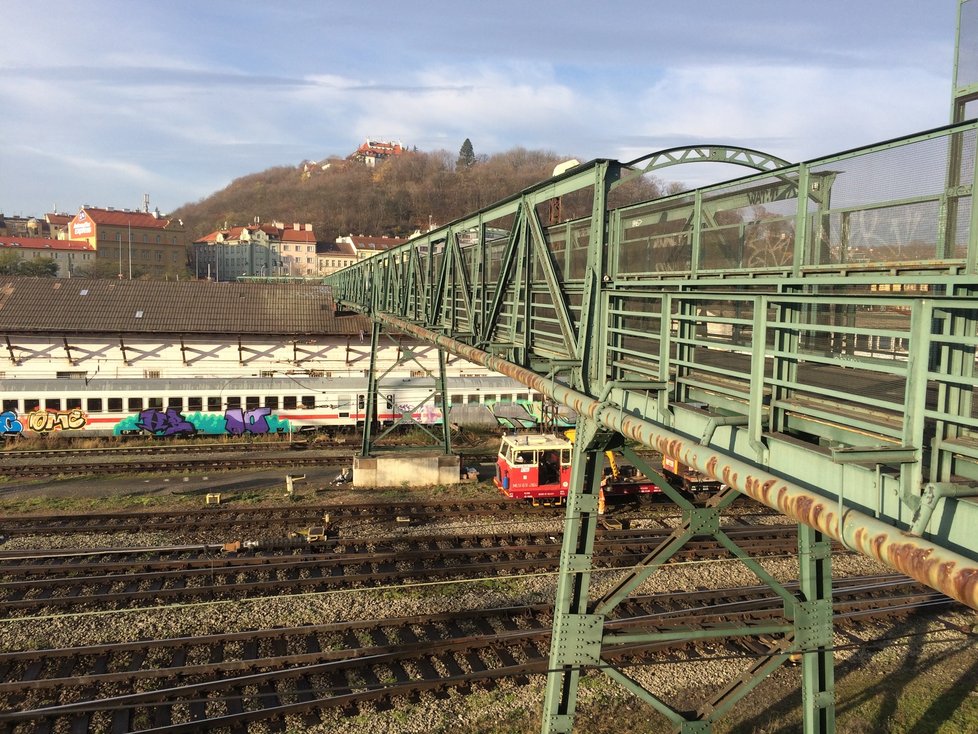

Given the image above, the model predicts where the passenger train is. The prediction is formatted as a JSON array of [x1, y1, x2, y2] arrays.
[[0, 375, 542, 438]]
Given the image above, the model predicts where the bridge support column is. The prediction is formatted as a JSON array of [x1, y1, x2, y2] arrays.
[[541, 417, 606, 734], [359, 320, 453, 456], [360, 320, 381, 456], [544, 435, 839, 733], [798, 525, 836, 733]]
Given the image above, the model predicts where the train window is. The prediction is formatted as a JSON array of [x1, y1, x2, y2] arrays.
[[517, 393, 528, 401], [265, 396, 279, 410], [467, 395, 479, 404], [86, 398, 102, 413], [45, 398, 62, 410], [111, 397, 125, 412], [451, 394, 464, 405], [301, 395, 315, 408], [284, 396, 297, 409], [531, 393, 543, 402], [207, 397, 221, 411], [168, 397, 183, 410], [483, 394, 496, 403], [2, 399, 17, 412], [188, 397, 202, 412], [246, 396, 260, 410], [227, 396, 241, 409], [148, 397, 163, 409], [66, 397, 82, 409]]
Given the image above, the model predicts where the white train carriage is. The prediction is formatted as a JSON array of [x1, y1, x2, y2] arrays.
[[0, 375, 541, 438]]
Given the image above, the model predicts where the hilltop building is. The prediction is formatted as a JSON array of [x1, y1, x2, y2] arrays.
[[347, 139, 405, 167], [67, 206, 189, 279]]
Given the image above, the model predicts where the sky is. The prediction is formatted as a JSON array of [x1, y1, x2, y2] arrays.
[[0, 0, 963, 218]]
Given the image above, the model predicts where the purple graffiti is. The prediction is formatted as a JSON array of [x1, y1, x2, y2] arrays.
[[1, 410, 23, 434], [224, 407, 272, 436], [137, 408, 196, 436]]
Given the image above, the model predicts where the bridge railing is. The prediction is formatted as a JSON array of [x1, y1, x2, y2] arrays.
[[612, 121, 976, 279], [327, 120, 978, 522]]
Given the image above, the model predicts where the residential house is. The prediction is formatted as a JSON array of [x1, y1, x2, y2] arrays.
[[316, 239, 357, 276], [335, 234, 408, 262], [193, 221, 319, 281], [0, 236, 95, 276]]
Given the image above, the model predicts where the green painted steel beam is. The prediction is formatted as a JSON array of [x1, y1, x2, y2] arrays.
[[326, 72, 978, 732]]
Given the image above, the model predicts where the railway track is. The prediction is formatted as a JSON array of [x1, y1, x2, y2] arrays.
[[1, 499, 771, 537], [0, 453, 346, 479], [0, 575, 953, 734], [1, 441, 292, 459], [0, 443, 499, 478], [0, 499, 569, 536], [0, 525, 815, 617]]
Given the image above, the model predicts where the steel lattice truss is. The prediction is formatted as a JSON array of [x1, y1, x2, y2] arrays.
[[328, 9, 978, 728]]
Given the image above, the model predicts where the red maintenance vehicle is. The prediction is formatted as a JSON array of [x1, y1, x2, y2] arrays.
[[493, 431, 660, 503]]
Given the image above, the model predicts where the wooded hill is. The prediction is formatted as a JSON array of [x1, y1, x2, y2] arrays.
[[172, 146, 676, 243]]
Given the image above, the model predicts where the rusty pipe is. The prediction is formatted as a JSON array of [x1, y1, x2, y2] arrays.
[[360, 307, 978, 610]]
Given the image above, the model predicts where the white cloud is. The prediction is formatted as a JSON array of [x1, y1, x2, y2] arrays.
[[607, 63, 950, 187]]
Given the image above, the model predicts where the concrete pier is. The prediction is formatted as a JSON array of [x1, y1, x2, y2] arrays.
[[352, 453, 462, 487]]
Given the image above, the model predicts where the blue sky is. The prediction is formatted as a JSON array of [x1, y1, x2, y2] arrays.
[[0, 0, 961, 217]]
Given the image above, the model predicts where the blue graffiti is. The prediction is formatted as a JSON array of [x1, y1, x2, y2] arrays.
[[224, 407, 272, 436], [1, 410, 23, 434], [137, 408, 197, 437]]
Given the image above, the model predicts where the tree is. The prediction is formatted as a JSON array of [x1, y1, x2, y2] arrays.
[[17, 257, 58, 277], [0, 252, 58, 276], [0, 251, 22, 274], [456, 138, 476, 170]]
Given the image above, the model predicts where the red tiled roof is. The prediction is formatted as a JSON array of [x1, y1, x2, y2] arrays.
[[0, 236, 94, 251], [196, 223, 309, 245], [45, 213, 72, 226], [317, 241, 356, 256], [78, 207, 175, 230], [348, 235, 407, 250], [282, 228, 316, 243]]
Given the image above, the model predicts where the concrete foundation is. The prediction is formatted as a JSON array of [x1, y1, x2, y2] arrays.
[[353, 453, 462, 487]]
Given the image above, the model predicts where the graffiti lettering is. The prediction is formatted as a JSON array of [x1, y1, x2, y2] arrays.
[[224, 407, 272, 435], [27, 408, 87, 433], [137, 408, 196, 437], [1, 409, 24, 434]]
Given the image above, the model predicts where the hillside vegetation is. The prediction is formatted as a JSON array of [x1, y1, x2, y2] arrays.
[[172, 146, 675, 242]]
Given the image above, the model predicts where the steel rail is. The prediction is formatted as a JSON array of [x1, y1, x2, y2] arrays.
[[0, 576, 950, 731], [356, 308, 978, 610]]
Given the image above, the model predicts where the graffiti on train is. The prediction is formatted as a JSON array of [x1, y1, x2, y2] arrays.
[[396, 403, 443, 424], [136, 407, 196, 437], [2, 408, 88, 434], [112, 407, 292, 436], [1, 409, 24, 434]]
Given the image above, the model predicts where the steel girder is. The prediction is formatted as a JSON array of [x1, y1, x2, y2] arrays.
[[326, 128, 978, 732]]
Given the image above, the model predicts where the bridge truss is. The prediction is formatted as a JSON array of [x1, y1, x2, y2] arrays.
[[326, 6, 978, 732]]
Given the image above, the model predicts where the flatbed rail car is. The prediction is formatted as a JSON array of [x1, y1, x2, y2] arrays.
[[661, 455, 724, 494], [493, 432, 659, 501]]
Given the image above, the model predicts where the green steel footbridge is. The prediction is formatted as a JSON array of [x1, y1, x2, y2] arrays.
[[325, 3, 978, 732]]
